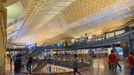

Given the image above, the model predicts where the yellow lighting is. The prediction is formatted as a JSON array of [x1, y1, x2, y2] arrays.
[[119, 0, 131, 11], [7, 25, 16, 32], [10, 0, 134, 44]]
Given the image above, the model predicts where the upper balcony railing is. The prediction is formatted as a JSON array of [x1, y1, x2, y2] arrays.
[[8, 19, 134, 53]]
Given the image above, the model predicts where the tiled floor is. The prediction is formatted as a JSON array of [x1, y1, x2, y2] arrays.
[[5, 58, 130, 75]]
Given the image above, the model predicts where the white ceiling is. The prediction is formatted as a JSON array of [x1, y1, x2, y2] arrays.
[[7, 0, 134, 45]]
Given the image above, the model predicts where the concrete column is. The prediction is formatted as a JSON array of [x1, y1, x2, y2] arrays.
[[0, 0, 7, 74], [128, 39, 134, 50], [120, 41, 129, 58], [104, 33, 107, 39], [124, 25, 130, 32]]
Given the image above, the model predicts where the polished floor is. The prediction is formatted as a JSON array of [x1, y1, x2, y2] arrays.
[[80, 58, 129, 75], [5, 58, 130, 75]]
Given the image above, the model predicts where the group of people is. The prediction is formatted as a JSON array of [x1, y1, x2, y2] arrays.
[[108, 50, 134, 75], [9, 53, 33, 74]]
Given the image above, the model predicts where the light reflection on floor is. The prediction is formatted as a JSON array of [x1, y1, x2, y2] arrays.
[[81, 58, 130, 75], [5, 56, 14, 75]]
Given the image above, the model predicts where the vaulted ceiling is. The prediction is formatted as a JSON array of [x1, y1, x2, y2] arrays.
[[6, 0, 134, 45]]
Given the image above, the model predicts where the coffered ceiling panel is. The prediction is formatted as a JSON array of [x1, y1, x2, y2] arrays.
[[7, 0, 134, 44], [61, 0, 117, 24]]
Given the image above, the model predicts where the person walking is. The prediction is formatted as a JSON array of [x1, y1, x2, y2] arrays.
[[116, 59, 122, 71], [10, 53, 14, 69], [73, 54, 81, 75], [108, 50, 117, 72], [115, 51, 122, 71], [26, 56, 33, 74], [14, 54, 22, 73], [127, 51, 134, 75]]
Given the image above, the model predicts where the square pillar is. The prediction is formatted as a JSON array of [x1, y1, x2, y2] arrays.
[[128, 39, 134, 50], [120, 41, 129, 58]]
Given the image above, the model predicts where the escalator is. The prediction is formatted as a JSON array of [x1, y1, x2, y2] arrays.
[[25, 46, 45, 57], [32, 58, 92, 73], [32, 60, 47, 72], [10, 19, 134, 60]]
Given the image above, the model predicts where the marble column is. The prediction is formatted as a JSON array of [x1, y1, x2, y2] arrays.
[[0, 0, 7, 74]]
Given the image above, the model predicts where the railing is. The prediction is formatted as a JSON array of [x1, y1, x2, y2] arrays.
[[21, 65, 91, 75], [8, 19, 134, 55], [7, 27, 134, 57], [7, 19, 134, 75], [74, 29, 134, 49]]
